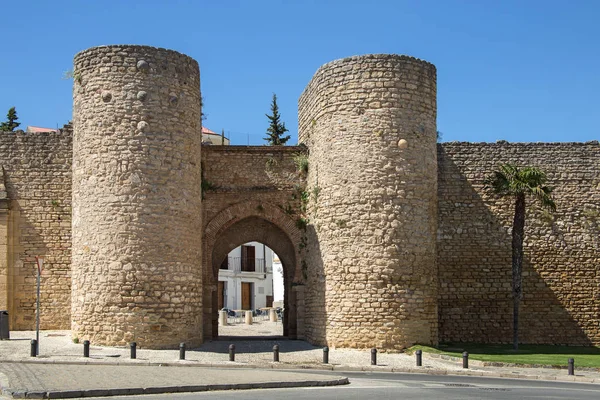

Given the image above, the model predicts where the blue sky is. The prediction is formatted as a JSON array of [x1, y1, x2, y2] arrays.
[[2, 0, 598, 144]]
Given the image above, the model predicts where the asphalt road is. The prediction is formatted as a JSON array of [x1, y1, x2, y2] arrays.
[[92, 371, 600, 400]]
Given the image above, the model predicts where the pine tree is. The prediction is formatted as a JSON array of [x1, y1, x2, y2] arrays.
[[0, 107, 20, 132], [264, 94, 290, 145]]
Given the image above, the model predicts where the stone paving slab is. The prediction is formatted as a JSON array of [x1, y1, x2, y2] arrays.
[[1, 329, 599, 399], [0, 364, 348, 399]]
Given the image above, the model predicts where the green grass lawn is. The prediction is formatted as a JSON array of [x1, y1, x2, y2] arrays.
[[407, 343, 600, 368]]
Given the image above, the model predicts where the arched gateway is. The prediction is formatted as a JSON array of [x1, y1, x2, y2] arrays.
[[68, 45, 439, 350], [3, 44, 600, 352], [202, 201, 303, 340]]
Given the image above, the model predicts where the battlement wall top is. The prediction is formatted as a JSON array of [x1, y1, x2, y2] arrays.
[[440, 140, 600, 148], [202, 145, 305, 154], [300, 53, 436, 100], [74, 44, 198, 66]]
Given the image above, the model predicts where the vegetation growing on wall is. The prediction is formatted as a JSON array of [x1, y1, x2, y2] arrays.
[[201, 176, 218, 199], [63, 69, 82, 84], [293, 153, 308, 175]]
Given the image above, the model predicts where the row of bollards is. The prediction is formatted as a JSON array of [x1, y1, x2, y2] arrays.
[[30, 340, 37, 357], [180, 342, 186, 360], [371, 348, 377, 365], [25, 341, 578, 374], [568, 358, 574, 376]]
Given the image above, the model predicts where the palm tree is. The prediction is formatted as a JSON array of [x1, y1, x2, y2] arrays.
[[484, 164, 556, 350]]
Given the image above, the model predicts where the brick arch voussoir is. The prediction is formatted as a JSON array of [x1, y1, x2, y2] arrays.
[[203, 200, 303, 282]]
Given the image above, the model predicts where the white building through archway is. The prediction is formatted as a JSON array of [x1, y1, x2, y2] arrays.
[[272, 253, 284, 308], [217, 242, 284, 312]]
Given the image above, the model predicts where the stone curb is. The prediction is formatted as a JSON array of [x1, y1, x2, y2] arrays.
[[480, 361, 600, 372], [1, 377, 349, 399], [422, 352, 485, 367], [422, 351, 600, 372], [1, 359, 598, 385]]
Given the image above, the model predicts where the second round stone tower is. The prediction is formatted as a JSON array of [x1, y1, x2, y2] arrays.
[[71, 45, 203, 348], [299, 54, 438, 350]]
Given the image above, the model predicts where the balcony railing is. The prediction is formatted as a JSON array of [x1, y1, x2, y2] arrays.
[[222, 257, 271, 274]]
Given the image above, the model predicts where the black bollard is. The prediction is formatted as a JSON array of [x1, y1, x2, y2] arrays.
[[462, 351, 469, 369], [371, 348, 377, 365], [179, 342, 186, 360], [130, 342, 137, 359], [229, 344, 235, 362], [323, 347, 329, 364], [568, 358, 574, 376], [273, 344, 280, 362], [416, 349, 422, 367], [30, 339, 37, 357], [83, 340, 90, 358]]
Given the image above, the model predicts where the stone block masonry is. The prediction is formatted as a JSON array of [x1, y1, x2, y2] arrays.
[[0, 45, 598, 350], [438, 141, 600, 346], [71, 45, 203, 348], [0, 127, 72, 330], [201, 145, 306, 340], [298, 54, 439, 350]]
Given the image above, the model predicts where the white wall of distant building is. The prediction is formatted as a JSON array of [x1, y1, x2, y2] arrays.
[[218, 242, 274, 310], [272, 254, 284, 303]]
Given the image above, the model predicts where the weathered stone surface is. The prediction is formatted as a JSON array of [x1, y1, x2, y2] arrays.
[[136, 91, 147, 101], [0, 47, 598, 351], [200, 145, 305, 340], [438, 142, 600, 346], [101, 91, 112, 102], [71, 45, 203, 349], [0, 127, 73, 330], [298, 54, 439, 350], [136, 60, 149, 72]]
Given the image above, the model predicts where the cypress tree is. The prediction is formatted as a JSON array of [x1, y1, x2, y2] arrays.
[[264, 94, 290, 145]]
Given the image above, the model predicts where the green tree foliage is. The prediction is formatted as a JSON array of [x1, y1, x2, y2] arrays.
[[484, 164, 556, 350], [0, 107, 20, 132], [200, 96, 206, 121], [264, 94, 290, 145]]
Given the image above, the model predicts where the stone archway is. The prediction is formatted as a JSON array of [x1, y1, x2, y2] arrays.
[[202, 201, 303, 340]]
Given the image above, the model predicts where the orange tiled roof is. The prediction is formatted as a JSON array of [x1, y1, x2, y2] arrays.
[[202, 126, 221, 136], [26, 126, 58, 133]]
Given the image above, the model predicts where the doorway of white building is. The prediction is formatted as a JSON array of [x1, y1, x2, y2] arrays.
[[217, 242, 284, 337]]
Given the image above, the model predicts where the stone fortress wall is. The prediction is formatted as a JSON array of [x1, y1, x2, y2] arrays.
[[200, 145, 307, 341], [71, 45, 204, 348], [298, 55, 439, 350], [0, 44, 598, 349], [438, 142, 600, 345], [0, 127, 72, 330]]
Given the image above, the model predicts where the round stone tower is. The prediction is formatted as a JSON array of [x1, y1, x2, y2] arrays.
[[71, 45, 203, 348], [299, 54, 438, 350]]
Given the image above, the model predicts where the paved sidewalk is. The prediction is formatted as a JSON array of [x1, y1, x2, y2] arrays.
[[0, 364, 347, 399], [1, 328, 599, 398]]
